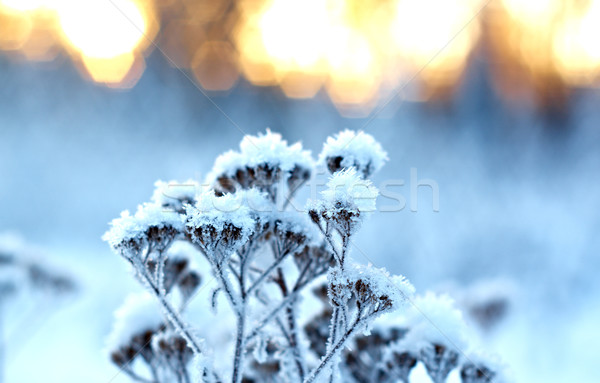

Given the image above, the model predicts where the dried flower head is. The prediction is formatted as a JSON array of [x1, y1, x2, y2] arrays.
[[420, 343, 460, 383], [270, 212, 316, 256], [103, 203, 183, 258], [460, 351, 511, 383], [107, 292, 165, 367], [308, 168, 379, 238], [319, 130, 388, 178], [0, 233, 76, 298], [208, 130, 313, 196], [461, 363, 496, 383], [245, 337, 286, 382], [147, 252, 202, 302], [151, 330, 195, 365], [345, 327, 411, 383], [293, 244, 335, 284], [376, 346, 418, 383], [184, 190, 265, 262], [328, 264, 414, 319], [401, 292, 469, 353], [151, 179, 200, 213]]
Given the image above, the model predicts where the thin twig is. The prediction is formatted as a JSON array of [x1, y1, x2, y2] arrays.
[[130, 257, 203, 355]]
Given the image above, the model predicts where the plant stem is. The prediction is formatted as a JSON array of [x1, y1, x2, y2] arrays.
[[132, 258, 203, 355], [245, 290, 300, 342], [231, 305, 246, 383], [275, 269, 306, 382], [304, 316, 363, 383], [285, 301, 305, 381], [246, 252, 288, 295], [213, 262, 246, 383]]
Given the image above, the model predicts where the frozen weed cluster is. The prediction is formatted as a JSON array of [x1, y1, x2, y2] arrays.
[[0, 233, 76, 381], [0, 233, 75, 304], [104, 130, 509, 383]]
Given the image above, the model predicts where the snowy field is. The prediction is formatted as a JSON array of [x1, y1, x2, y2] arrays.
[[1, 54, 600, 382]]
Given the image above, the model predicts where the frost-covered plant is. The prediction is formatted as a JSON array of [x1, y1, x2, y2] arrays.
[[0, 233, 76, 300], [104, 130, 509, 383], [318, 129, 388, 178], [0, 233, 76, 379]]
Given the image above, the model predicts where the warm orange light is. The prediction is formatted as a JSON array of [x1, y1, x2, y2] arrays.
[[258, 0, 339, 73], [0, 10, 32, 51], [553, 1, 600, 85], [0, 0, 54, 12], [237, 0, 386, 107], [502, 0, 560, 26], [279, 72, 324, 99], [235, 16, 278, 86], [390, 0, 480, 83], [20, 24, 59, 61], [57, 0, 148, 59], [191, 41, 240, 91], [325, 29, 380, 106], [81, 52, 137, 86]]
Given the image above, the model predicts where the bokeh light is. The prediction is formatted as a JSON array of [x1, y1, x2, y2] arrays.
[[58, 0, 147, 59], [2, 0, 600, 113], [191, 41, 239, 91]]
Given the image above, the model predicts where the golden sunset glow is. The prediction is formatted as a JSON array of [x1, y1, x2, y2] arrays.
[[57, 0, 147, 59], [553, 1, 600, 85], [0, 0, 153, 87], [1, 0, 600, 111]]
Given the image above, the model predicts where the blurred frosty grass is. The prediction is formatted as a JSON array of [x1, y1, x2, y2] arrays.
[[1, 46, 600, 382]]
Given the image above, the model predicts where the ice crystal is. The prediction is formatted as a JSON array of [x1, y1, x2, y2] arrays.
[[208, 130, 313, 196], [151, 179, 200, 211], [402, 292, 469, 352], [103, 202, 184, 254], [106, 292, 164, 351], [319, 130, 388, 178], [212, 130, 313, 175], [320, 168, 379, 213], [329, 263, 415, 319], [308, 168, 379, 240], [184, 190, 268, 260]]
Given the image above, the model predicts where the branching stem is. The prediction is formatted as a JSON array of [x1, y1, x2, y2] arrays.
[[304, 311, 374, 383], [131, 257, 203, 355]]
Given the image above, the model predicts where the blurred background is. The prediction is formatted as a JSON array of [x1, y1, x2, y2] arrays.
[[1, 0, 599, 382]]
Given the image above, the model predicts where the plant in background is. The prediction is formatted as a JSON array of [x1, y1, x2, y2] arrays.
[[104, 130, 510, 383], [0, 233, 77, 382]]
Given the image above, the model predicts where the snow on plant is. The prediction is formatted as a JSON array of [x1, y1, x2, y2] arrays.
[[308, 167, 379, 261], [208, 129, 313, 200], [0, 232, 76, 300], [0, 233, 77, 380], [445, 278, 516, 333], [104, 130, 509, 383], [152, 179, 201, 213], [460, 351, 512, 383], [319, 129, 388, 178]]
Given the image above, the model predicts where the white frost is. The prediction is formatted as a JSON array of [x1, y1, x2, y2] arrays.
[[463, 350, 514, 383], [315, 168, 379, 213], [329, 263, 415, 315], [184, 189, 268, 236], [106, 292, 164, 351], [319, 130, 388, 175], [401, 292, 470, 352], [102, 202, 184, 249], [151, 179, 200, 207], [208, 130, 313, 181]]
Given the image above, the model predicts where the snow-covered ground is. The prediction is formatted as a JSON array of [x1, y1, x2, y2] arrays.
[[1, 53, 600, 382]]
